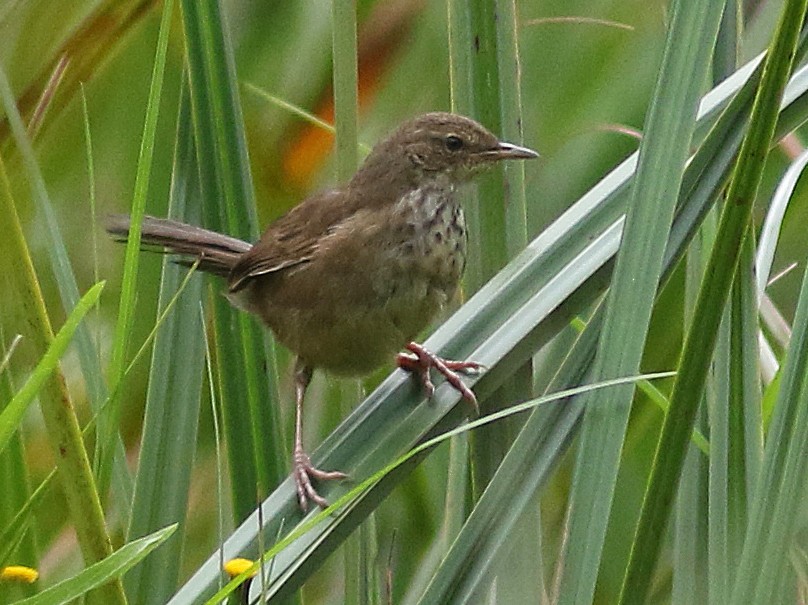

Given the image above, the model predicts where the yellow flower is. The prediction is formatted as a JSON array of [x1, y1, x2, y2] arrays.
[[1, 565, 39, 584], [223, 558, 256, 579]]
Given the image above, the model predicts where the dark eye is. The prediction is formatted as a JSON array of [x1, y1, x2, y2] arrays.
[[445, 135, 464, 151]]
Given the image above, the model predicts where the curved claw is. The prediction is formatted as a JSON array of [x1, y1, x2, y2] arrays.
[[396, 342, 480, 414], [293, 450, 347, 511]]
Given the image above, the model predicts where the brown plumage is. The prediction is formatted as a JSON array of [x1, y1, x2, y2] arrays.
[[106, 112, 538, 510]]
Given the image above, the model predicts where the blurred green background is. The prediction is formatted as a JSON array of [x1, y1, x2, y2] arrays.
[[2, 0, 807, 603]]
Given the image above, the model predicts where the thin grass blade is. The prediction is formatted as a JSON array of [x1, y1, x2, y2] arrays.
[[620, 0, 808, 601], [0, 138, 124, 604], [0, 283, 103, 455], [100, 0, 176, 495], [10, 525, 176, 605], [558, 2, 725, 603], [124, 83, 207, 605], [180, 0, 285, 522]]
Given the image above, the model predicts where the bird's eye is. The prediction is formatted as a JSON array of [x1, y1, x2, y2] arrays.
[[445, 135, 464, 151]]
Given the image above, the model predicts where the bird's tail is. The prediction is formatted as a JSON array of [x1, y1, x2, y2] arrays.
[[105, 214, 251, 277]]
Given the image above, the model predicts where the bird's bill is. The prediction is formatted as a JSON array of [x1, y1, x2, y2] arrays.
[[475, 142, 539, 162], [494, 141, 540, 159]]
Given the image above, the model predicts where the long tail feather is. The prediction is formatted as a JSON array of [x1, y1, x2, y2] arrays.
[[105, 214, 251, 277]]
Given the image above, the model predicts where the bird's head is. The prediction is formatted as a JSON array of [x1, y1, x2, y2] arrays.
[[384, 112, 538, 182]]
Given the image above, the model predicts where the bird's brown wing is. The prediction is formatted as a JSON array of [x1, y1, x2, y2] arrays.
[[227, 188, 350, 292], [228, 256, 312, 291]]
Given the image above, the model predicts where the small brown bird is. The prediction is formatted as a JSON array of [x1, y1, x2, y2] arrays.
[[107, 112, 537, 510]]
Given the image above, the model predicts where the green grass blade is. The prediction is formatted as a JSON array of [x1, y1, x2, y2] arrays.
[[0, 480, 48, 568], [0, 392, 40, 604], [438, 431, 469, 557], [415, 309, 602, 604], [731, 251, 808, 600], [673, 195, 716, 605], [557, 2, 725, 603], [712, 0, 742, 84], [756, 149, 808, 295], [203, 372, 675, 605], [0, 19, 109, 416], [0, 446, 34, 603], [331, 0, 358, 181], [466, 0, 507, 286], [124, 84, 206, 605], [0, 146, 124, 604], [180, 0, 285, 521], [242, 83, 339, 135], [0, 283, 104, 456], [496, 0, 529, 258], [0, 336, 22, 377], [455, 0, 534, 502], [673, 439, 709, 604], [708, 236, 761, 601], [100, 0, 176, 495], [708, 300, 733, 604], [620, 0, 808, 601], [10, 525, 176, 605], [0, 29, 135, 516]]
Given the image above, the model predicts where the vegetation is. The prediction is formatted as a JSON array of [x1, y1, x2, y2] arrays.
[[2, 0, 808, 603]]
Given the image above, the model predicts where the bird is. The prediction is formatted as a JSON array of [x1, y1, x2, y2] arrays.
[[106, 112, 538, 510]]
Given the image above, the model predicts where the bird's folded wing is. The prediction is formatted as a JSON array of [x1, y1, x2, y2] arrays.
[[228, 255, 312, 292], [227, 188, 350, 292]]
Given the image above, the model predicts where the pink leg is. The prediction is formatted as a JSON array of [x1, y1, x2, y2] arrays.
[[396, 342, 481, 413], [292, 362, 347, 511]]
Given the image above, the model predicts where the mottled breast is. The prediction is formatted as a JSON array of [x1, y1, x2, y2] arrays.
[[398, 185, 466, 286], [376, 182, 467, 339]]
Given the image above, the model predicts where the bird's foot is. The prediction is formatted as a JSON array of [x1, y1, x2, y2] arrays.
[[396, 342, 481, 414], [293, 450, 347, 511]]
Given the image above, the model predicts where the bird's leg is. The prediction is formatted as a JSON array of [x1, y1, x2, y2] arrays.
[[292, 361, 347, 511], [396, 342, 481, 413]]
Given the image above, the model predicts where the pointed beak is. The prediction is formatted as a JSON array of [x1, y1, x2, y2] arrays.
[[494, 141, 540, 160]]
